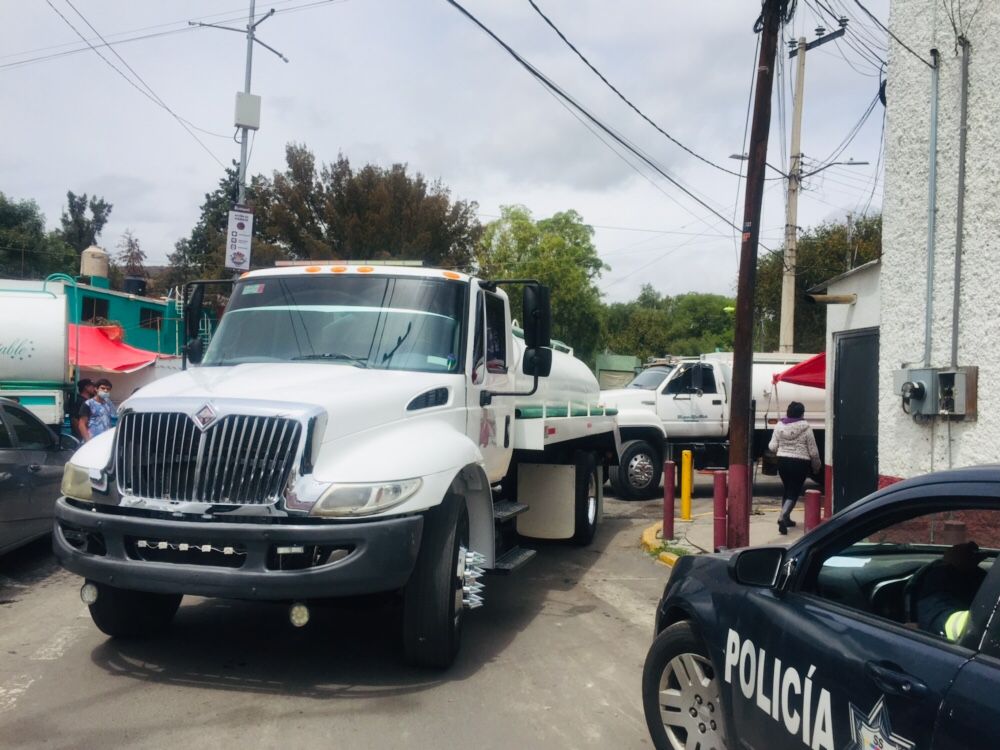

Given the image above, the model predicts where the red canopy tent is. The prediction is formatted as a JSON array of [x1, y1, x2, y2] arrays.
[[68, 324, 162, 373], [772, 352, 825, 389]]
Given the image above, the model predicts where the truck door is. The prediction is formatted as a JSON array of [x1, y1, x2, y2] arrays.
[[466, 288, 515, 484], [658, 363, 725, 438]]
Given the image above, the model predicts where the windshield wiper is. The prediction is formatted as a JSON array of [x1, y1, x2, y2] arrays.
[[292, 352, 368, 367], [381, 321, 413, 365]]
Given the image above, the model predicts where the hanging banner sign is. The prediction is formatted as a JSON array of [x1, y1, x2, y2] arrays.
[[225, 207, 254, 271]]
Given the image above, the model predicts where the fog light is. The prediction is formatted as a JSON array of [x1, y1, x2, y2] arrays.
[[80, 582, 99, 605], [289, 602, 310, 628]]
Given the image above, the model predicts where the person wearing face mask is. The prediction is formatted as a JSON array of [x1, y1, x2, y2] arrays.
[[85, 378, 116, 439]]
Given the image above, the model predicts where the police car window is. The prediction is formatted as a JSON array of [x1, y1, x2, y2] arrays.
[[803, 506, 1000, 646]]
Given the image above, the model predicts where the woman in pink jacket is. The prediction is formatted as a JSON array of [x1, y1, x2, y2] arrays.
[[768, 401, 821, 534]]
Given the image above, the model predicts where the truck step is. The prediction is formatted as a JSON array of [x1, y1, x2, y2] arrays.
[[487, 547, 537, 575], [493, 500, 529, 522]]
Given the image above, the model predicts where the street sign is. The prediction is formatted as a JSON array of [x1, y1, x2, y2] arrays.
[[225, 208, 254, 271]]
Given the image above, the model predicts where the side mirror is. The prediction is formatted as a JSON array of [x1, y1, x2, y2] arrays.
[[522, 284, 551, 349], [59, 433, 81, 451], [730, 547, 785, 587], [523, 347, 553, 378], [184, 337, 204, 365], [184, 283, 205, 342]]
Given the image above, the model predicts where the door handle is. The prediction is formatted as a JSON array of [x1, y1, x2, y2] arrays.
[[864, 661, 928, 698], [712, 399, 722, 405], [28, 464, 42, 473]]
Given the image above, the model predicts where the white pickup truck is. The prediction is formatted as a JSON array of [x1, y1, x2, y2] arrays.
[[600, 352, 824, 499], [54, 264, 620, 668]]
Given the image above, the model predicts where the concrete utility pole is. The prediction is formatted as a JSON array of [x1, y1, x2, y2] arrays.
[[779, 37, 807, 353], [727, 0, 786, 549], [779, 22, 848, 352]]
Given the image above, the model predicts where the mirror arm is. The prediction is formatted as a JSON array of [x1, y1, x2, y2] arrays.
[[480, 373, 538, 407]]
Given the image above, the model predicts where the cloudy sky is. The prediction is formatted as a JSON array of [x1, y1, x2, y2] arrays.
[[4, 0, 888, 302]]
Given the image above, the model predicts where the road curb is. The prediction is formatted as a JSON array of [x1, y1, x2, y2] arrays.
[[641, 523, 682, 568]]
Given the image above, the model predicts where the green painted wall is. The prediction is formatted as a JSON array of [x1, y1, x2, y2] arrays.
[[64, 283, 181, 355]]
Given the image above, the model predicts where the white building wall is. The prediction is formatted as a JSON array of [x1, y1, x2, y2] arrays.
[[880, 2, 1000, 481], [824, 264, 880, 470]]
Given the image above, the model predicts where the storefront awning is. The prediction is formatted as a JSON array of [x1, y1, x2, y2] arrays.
[[68, 324, 163, 373], [772, 352, 825, 389]]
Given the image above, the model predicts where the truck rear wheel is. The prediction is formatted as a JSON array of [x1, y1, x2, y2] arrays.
[[88, 582, 182, 638], [610, 440, 662, 501], [403, 493, 469, 669], [571, 450, 600, 546]]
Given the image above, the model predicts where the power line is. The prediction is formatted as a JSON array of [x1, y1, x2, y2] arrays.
[[45, 0, 227, 168], [527, 0, 744, 178], [2, 0, 348, 71], [443, 0, 741, 232], [853, 0, 933, 68]]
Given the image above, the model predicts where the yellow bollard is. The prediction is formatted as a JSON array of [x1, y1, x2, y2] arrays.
[[680, 450, 692, 520]]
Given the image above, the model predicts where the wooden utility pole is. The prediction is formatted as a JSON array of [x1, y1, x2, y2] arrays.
[[727, 0, 786, 549]]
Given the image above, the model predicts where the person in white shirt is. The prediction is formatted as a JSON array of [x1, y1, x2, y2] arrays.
[[768, 401, 820, 534]]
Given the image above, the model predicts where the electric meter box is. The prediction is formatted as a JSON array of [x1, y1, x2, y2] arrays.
[[937, 367, 977, 418], [234, 92, 261, 130], [893, 368, 938, 416]]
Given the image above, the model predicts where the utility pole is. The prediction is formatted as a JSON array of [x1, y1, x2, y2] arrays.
[[779, 21, 848, 352], [727, 0, 786, 549], [779, 37, 807, 353], [190, 1, 287, 273], [189, 1, 288, 205]]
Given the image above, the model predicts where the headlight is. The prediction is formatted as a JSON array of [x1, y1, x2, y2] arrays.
[[311, 478, 422, 517], [61, 463, 93, 502]]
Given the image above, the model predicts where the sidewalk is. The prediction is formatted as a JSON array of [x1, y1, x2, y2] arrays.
[[640, 502, 807, 567]]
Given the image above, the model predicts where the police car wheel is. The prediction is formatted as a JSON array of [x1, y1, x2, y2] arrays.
[[642, 621, 728, 750]]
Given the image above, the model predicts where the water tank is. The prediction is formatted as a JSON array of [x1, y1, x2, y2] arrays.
[[80, 245, 109, 279], [123, 276, 148, 296]]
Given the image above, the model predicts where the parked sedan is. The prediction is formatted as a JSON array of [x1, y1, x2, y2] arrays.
[[642, 466, 1000, 750], [0, 397, 78, 555]]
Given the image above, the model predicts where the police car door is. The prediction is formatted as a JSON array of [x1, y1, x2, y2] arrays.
[[726, 491, 996, 750], [932, 556, 1000, 749]]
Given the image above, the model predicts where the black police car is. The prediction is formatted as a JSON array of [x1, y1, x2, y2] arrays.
[[642, 466, 1000, 750]]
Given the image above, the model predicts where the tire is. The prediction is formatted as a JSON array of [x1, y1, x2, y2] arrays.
[[642, 622, 729, 750], [571, 450, 600, 546], [610, 439, 661, 501], [88, 582, 182, 638], [403, 494, 469, 669]]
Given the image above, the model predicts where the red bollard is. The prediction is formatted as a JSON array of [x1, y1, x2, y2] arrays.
[[804, 489, 822, 532], [663, 461, 676, 541], [713, 471, 728, 552]]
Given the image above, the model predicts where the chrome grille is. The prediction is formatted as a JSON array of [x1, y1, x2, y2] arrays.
[[116, 412, 302, 504]]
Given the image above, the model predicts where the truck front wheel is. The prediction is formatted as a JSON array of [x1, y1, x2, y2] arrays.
[[88, 583, 182, 638], [571, 450, 600, 546], [611, 440, 662, 501], [403, 493, 469, 669]]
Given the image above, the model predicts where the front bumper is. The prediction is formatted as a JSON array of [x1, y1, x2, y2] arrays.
[[54, 498, 423, 600]]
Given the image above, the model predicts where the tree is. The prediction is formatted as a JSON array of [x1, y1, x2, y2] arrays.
[[164, 166, 287, 289], [475, 205, 607, 364], [58, 191, 113, 253], [0, 192, 77, 279], [602, 284, 735, 362], [754, 214, 881, 352], [116, 228, 146, 276], [254, 145, 481, 267]]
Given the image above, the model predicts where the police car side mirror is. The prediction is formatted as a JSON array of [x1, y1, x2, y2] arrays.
[[730, 547, 785, 587]]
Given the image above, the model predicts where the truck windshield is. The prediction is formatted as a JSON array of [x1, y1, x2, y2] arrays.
[[201, 275, 466, 373], [626, 366, 674, 390]]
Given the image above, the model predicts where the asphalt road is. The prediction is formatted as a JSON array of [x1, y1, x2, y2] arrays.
[[0, 503, 670, 750]]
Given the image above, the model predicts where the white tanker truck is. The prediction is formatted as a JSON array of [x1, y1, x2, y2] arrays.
[[54, 264, 620, 668]]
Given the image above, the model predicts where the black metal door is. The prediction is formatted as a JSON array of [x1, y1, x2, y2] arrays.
[[833, 327, 879, 511]]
